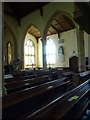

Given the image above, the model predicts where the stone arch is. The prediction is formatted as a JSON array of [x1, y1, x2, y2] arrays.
[[42, 10, 78, 68], [22, 24, 41, 69], [22, 24, 38, 49], [43, 10, 77, 40]]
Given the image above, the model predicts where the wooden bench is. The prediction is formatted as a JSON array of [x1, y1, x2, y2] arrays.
[[4, 74, 14, 83], [71, 71, 90, 88], [4, 69, 56, 83], [21, 79, 90, 120], [2, 77, 70, 120], [13, 74, 35, 81], [5, 73, 35, 83], [3, 77, 69, 108], [79, 71, 90, 84], [35, 69, 62, 80], [5, 75, 49, 94], [4, 71, 73, 94]]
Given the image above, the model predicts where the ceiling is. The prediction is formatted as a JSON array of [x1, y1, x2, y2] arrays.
[[28, 14, 75, 39], [4, 2, 49, 19], [47, 15, 75, 36], [4, 2, 90, 39], [28, 15, 75, 39], [28, 26, 41, 39]]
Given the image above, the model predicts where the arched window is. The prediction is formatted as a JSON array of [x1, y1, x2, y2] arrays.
[[46, 39, 55, 65], [7, 42, 12, 64], [24, 39, 35, 68]]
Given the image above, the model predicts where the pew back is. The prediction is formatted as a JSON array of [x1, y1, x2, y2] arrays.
[[22, 79, 90, 120]]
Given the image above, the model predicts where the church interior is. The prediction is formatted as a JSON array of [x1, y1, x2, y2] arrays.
[[2, 2, 90, 120]]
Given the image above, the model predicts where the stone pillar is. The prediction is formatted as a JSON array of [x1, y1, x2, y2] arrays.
[[42, 38, 47, 69], [0, 2, 2, 120], [0, 2, 3, 95], [88, 34, 90, 68], [76, 27, 86, 72]]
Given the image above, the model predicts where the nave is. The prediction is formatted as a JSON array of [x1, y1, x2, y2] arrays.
[[2, 2, 90, 120]]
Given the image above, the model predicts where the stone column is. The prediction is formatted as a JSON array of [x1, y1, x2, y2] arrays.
[[1, 2, 4, 96], [76, 27, 86, 72], [0, 2, 2, 120], [42, 38, 47, 69], [88, 34, 90, 68]]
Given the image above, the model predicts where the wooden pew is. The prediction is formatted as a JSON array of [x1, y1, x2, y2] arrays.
[[3, 77, 68, 108], [35, 69, 50, 77], [35, 69, 61, 80], [2, 77, 70, 120], [5, 70, 73, 95], [62, 71, 73, 90], [5, 75, 49, 94], [4, 69, 54, 83], [12, 70, 35, 81], [4, 68, 70, 83], [63, 71, 72, 78], [4, 74, 14, 83], [72, 71, 90, 88], [5, 73, 35, 84], [50, 69, 72, 81], [79, 71, 90, 84], [50, 81, 90, 120], [21, 79, 90, 120]]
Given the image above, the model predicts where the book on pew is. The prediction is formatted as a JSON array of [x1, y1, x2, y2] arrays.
[[68, 95, 79, 101]]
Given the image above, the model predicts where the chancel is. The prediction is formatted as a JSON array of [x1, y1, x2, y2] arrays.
[[2, 2, 90, 120]]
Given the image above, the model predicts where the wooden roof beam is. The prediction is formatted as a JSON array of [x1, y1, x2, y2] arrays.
[[55, 19, 65, 30], [48, 30, 54, 34], [62, 15, 75, 28], [51, 24, 60, 33]]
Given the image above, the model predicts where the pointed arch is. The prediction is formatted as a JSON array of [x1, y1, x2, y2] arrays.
[[42, 11, 77, 68], [23, 24, 41, 69], [4, 22, 17, 64], [43, 10, 77, 40]]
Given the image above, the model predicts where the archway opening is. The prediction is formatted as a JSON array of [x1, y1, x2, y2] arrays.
[[24, 25, 41, 69], [43, 11, 77, 69]]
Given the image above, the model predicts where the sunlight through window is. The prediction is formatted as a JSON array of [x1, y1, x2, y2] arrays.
[[46, 39, 55, 65], [24, 39, 35, 68], [7, 42, 12, 64]]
